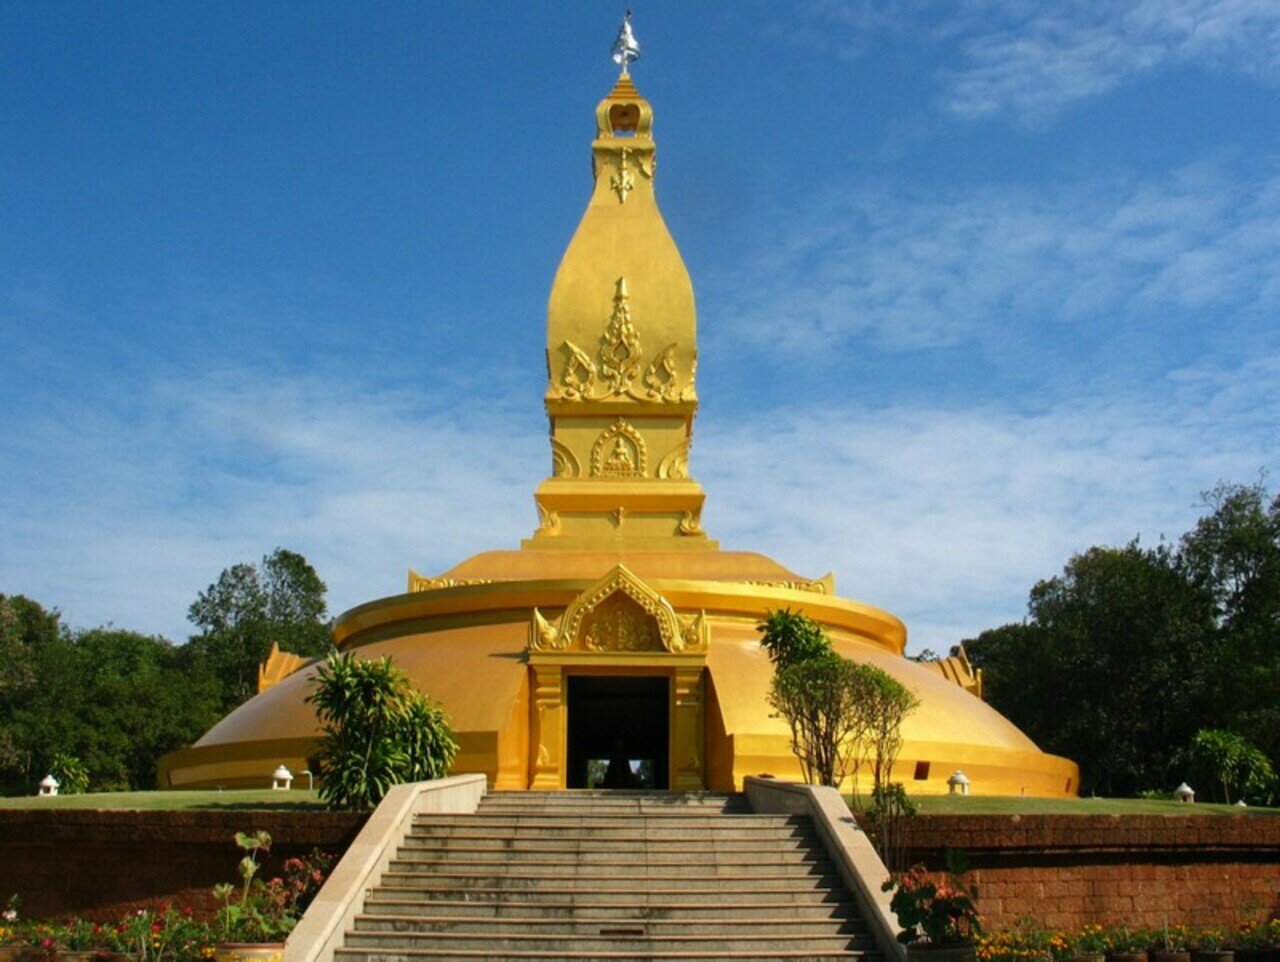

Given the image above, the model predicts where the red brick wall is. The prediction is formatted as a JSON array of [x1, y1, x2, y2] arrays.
[[0, 809, 365, 920], [2, 809, 1276, 929], [886, 814, 1280, 930]]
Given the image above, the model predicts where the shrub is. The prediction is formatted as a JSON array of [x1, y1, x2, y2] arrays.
[[882, 850, 982, 946], [307, 651, 458, 810]]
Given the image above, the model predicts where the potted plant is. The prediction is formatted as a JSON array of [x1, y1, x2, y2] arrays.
[[1105, 927, 1151, 962], [212, 831, 288, 962], [211, 834, 332, 962], [1232, 920, 1279, 962], [1191, 927, 1234, 962], [882, 851, 982, 962], [1067, 924, 1109, 962], [1153, 925, 1192, 962]]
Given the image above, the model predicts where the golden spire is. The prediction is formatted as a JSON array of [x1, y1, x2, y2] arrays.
[[527, 53, 712, 551]]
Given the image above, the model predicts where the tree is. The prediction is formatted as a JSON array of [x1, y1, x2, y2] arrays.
[[966, 542, 1219, 796], [1179, 482, 1280, 760], [758, 608, 832, 669], [188, 548, 332, 709], [770, 653, 878, 788], [306, 651, 458, 810], [1187, 729, 1276, 805], [759, 609, 917, 793], [866, 669, 919, 799], [0, 602, 224, 795]]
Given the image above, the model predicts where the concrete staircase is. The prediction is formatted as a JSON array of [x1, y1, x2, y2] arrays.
[[333, 790, 883, 961]]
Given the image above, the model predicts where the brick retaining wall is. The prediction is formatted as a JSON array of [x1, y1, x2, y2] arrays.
[[884, 814, 1280, 930], [0, 809, 366, 919], [1, 809, 1276, 928]]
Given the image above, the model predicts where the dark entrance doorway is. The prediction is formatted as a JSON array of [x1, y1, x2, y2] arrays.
[[566, 675, 668, 789]]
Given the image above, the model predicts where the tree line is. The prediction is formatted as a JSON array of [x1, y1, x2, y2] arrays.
[[965, 481, 1279, 800], [0, 548, 332, 795]]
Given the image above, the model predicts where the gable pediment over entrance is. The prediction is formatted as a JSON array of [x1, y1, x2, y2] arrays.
[[528, 564, 707, 655]]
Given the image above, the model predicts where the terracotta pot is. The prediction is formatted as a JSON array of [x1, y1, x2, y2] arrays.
[[1072, 954, 1106, 962], [907, 944, 978, 962], [1193, 952, 1234, 962], [212, 944, 286, 962], [1108, 953, 1149, 962], [1154, 952, 1191, 962]]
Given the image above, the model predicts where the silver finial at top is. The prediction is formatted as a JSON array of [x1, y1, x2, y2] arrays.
[[611, 9, 640, 74]]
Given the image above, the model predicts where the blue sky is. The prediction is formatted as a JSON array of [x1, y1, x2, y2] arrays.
[[2, 2, 1277, 651]]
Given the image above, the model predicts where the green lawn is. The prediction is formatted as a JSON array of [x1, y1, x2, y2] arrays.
[[0, 789, 327, 811], [850, 794, 1279, 816]]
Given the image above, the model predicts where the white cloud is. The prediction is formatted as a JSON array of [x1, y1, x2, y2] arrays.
[[697, 351, 1279, 649], [792, 1, 1280, 122], [0, 370, 545, 642], [3, 348, 1273, 656], [713, 159, 1280, 356]]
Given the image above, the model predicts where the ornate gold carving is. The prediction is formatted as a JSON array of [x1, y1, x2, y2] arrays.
[[591, 418, 646, 478], [678, 510, 703, 536], [407, 570, 495, 593], [536, 743, 550, 767], [547, 281, 688, 403], [743, 573, 836, 594], [658, 440, 690, 480], [529, 607, 565, 651], [600, 277, 643, 394], [559, 341, 598, 399], [550, 438, 580, 479], [610, 147, 635, 203], [536, 504, 563, 536], [526, 565, 704, 655], [583, 592, 660, 652], [643, 342, 679, 400], [678, 611, 710, 652], [613, 506, 628, 526], [680, 353, 699, 402]]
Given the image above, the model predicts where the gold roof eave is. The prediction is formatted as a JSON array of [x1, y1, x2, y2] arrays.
[[331, 576, 906, 655]]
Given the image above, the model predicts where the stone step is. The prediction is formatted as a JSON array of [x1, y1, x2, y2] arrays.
[[400, 836, 819, 854], [354, 913, 869, 936], [480, 794, 748, 799], [336, 950, 879, 961], [361, 898, 861, 921], [415, 817, 804, 832], [380, 867, 842, 887], [409, 823, 813, 841], [385, 858, 834, 877], [370, 884, 852, 905], [479, 795, 750, 806], [340, 930, 877, 954], [395, 847, 829, 865]]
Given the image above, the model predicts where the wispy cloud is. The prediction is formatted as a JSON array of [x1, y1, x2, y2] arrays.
[[0, 369, 545, 642], [3, 347, 1273, 654], [712, 158, 1280, 361], [698, 350, 1279, 648], [789, 1, 1280, 122]]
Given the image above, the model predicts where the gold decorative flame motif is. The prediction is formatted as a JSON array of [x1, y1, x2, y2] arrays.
[[548, 278, 689, 402], [610, 148, 635, 203]]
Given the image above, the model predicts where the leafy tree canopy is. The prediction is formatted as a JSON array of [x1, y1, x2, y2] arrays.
[[188, 548, 332, 710], [966, 479, 1279, 797], [0, 608, 223, 795]]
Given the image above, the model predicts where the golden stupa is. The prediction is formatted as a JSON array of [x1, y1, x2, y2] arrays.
[[160, 55, 1078, 798]]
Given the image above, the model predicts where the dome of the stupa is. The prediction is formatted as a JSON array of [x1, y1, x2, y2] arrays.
[[160, 44, 1078, 798]]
